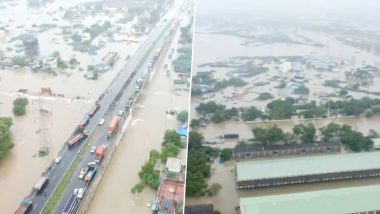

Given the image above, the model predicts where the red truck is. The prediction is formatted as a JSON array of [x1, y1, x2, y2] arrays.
[[95, 145, 107, 163], [88, 104, 100, 117], [67, 130, 88, 147], [107, 116, 120, 137]]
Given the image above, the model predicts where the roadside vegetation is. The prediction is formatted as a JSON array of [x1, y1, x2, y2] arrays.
[[13, 97, 29, 116], [131, 130, 182, 194], [0, 117, 13, 160], [196, 97, 380, 124]]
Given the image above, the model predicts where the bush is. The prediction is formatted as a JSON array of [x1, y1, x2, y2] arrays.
[[13, 97, 28, 116]]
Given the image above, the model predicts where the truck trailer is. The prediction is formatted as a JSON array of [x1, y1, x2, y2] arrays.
[[67, 130, 88, 147], [95, 145, 106, 163], [78, 114, 90, 129], [107, 116, 120, 137], [88, 104, 100, 117], [33, 176, 48, 193]]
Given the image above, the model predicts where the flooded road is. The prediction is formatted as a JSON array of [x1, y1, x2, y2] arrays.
[[86, 17, 190, 214], [0, 93, 91, 213]]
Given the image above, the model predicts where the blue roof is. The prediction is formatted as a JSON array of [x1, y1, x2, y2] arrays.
[[176, 128, 187, 137]]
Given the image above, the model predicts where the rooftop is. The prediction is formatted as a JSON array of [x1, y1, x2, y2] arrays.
[[165, 157, 182, 174], [240, 185, 380, 214], [234, 141, 341, 153], [236, 151, 380, 181], [185, 204, 214, 214]]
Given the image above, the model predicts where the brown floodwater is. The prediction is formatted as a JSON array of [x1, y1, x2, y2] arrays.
[[0, 93, 91, 213], [86, 5, 190, 213], [187, 27, 380, 212]]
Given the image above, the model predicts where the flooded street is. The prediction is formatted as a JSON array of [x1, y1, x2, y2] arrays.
[[0, 93, 91, 213], [86, 20, 190, 213]]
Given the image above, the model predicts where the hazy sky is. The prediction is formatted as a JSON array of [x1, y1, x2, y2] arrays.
[[196, 0, 380, 22]]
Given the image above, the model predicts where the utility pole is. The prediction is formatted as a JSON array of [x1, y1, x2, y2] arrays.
[[36, 98, 52, 155]]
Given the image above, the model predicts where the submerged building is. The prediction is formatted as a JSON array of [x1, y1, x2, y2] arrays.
[[240, 185, 380, 214], [23, 36, 39, 58], [236, 151, 380, 189]]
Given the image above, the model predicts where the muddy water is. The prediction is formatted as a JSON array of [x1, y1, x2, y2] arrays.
[[197, 116, 380, 147], [1, 0, 142, 99], [0, 93, 91, 213], [86, 19, 190, 214]]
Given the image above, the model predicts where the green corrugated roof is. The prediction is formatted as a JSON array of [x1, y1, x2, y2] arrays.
[[240, 185, 380, 214], [236, 152, 380, 181]]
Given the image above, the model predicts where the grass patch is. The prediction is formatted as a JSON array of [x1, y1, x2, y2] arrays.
[[42, 137, 91, 214]]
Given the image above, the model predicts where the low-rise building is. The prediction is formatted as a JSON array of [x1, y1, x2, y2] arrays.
[[185, 204, 214, 214], [234, 141, 341, 160], [236, 151, 380, 189], [240, 185, 380, 214], [164, 157, 185, 182], [152, 181, 184, 214]]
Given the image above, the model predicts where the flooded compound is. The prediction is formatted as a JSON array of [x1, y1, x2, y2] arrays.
[[0, 93, 91, 213]]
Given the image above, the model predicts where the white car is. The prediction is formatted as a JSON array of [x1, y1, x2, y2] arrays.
[[88, 161, 97, 168], [118, 110, 124, 116], [54, 156, 62, 163], [134, 86, 140, 92], [77, 188, 84, 199], [90, 146, 96, 154], [79, 168, 86, 179], [98, 118, 105, 126], [74, 188, 78, 195]]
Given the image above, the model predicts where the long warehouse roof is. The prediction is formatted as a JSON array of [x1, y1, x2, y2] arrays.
[[236, 151, 380, 181], [240, 185, 380, 214]]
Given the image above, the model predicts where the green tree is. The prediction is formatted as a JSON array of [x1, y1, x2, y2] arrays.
[[252, 125, 285, 145], [190, 119, 200, 129], [320, 123, 341, 140], [241, 106, 262, 121], [267, 98, 295, 119], [293, 124, 316, 143], [294, 85, 310, 95], [186, 172, 208, 197], [12, 56, 26, 67], [162, 130, 181, 147], [219, 148, 233, 161], [131, 183, 145, 195], [188, 131, 203, 150], [12, 97, 29, 116], [160, 143, 181, 163], [177, 111, 188, 123], [0, 117, 14, 160], [208, 182, 222, 196]]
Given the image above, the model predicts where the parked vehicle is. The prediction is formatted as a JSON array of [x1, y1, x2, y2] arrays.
[[118, 110, 124, 116], [85, 168, 97, 183], [134, 86, 140, 92], [88, 162, 97, 168]]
